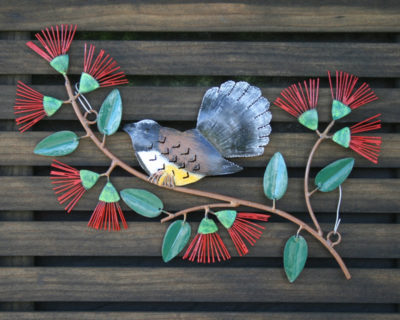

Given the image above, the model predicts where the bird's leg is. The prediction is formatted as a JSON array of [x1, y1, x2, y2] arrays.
[[148, 170, 164, 185], [148, 170, 176, 188]]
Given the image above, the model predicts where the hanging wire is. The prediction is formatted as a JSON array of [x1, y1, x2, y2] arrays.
[[74, 83, 93, 113], [333, 185, 342, 234]]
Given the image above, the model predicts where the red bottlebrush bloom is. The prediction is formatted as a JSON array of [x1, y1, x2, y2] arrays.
[[183, 217, 231, 263], [328, 70, 378, 120], [14, 81, 63, 132], [215, 211, 270, 256], [50, 160, 100, 213], [26, 24, 77, 74], [333, 114, 382, 164], [274, 78, 319, 130], [78, 43, 129, 94], [88, 182, 128, 231]]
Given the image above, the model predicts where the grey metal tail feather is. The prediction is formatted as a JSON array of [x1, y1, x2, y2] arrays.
[[196, 81, 272, 158]]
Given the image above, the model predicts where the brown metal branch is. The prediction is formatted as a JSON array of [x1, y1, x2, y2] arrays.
[[304, 121, 335, 236], [64, 75, 350, 280]]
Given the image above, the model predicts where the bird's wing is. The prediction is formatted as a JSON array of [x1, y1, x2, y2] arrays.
[[158, 127, 242, 176]]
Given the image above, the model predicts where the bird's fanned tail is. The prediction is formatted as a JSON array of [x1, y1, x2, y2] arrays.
[[196, 81, 271, 158]]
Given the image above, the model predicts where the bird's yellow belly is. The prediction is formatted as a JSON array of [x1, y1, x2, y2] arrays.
[[159, 164, 204, 186]]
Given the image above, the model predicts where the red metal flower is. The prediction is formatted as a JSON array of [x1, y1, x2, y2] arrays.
[[183, 217, 231, 263], [333, 114, 382, 164], [88, 182, 128, 231], [78, 43, 129, 94], [50, 160, 100, 213], [274, 78, 320, 130], [14, 81, 63, 132], [26, 24, 77, 74], [215, 211, 270, 256], [328, 70, 378, 120]]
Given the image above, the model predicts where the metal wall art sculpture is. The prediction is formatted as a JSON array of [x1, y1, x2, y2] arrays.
[[15, 25, 382, 282]]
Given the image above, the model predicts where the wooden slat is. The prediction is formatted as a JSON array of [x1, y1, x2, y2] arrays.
[[1, 41, 399, 77], [0, 177, 398, 213], [1, 132, 396, 168], [0, 0, 399, 32], [0, 312, 398, 320], [0, 222, 397, 258], [3, 85, 399, 123], [0, 267, 397, 302]]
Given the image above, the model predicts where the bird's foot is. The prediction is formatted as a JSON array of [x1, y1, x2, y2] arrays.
[[148, 170, 175, 188]]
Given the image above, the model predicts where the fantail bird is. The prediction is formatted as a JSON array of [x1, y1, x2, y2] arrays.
[[124, 81, 271, 187]]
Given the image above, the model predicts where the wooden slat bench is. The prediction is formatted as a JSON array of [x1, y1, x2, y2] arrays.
[[0, 1, 399, 319]]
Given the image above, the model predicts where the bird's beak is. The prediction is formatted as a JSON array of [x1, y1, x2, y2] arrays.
[[123, 123, 136, 134]]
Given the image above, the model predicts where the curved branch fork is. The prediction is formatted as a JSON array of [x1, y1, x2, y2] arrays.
[[64, 75, 351, 280]]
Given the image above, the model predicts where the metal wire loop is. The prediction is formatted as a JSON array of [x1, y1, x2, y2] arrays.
[[334, 185, 342, 235], [74, 83, 93, 113]]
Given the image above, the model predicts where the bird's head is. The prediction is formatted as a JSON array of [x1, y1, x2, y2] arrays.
[[123, 119, 161, 152]]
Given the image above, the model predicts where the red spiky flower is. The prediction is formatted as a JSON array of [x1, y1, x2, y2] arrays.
[[274, 78, 320, 130], [215, 211, 270, 256], [78, 43, 129, 94], [183, 217, 231, 263], [26, 24, 77, 74], [14, 81, 63, 132], [88, 182, 128, 231], [50, 160, 100, 213], [328, 70, 378, 120], [333, 114, 382, 164]]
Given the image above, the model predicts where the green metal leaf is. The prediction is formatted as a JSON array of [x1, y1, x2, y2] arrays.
[[284, 235, 308, 283], [162, 220, 191, 262], [50, 54, 69, 74], [332, 100, 351, 120], [315, 158, 354, 192], [198, 217, 218, 234], [99, 182, 120, 203], [79, 170, 100, 190], [263, 152, 288, 200], [79, 72, 100, 94], [120, 188, 163, 218], [34, 131, 79, 156], [43, 96, 63, 117], [332, 127, 351, 148], [298, 109, 318, 131], [215, 210, 237, 229], [97, 89, 122, 136]]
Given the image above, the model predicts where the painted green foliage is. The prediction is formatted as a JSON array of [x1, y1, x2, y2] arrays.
[[331, 100, 351, 120], [284, 235, 308, 283], [50, 54, 69, 74], [162, 220, 191, 262], [79, 72, 100, 94], [120, 188, 163, 218], [34, 131, 79, 156], [332, 127, 351, 148], [215, 210, 237, 229], [79, 170, 100, 190], [98, 89, 123, 136], [298, 109, 318, 131], [315, 158, 354, 192], [43, 96, 63, 116], [99, 182, 120, 203], [198, 217, 218, 234], [263, 152, 288, 200]]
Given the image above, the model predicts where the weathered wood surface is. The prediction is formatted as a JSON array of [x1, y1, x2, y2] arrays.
[[1, 177, 398, 213], [0, 222, 397, 258], [0, 268, 398, 303], [1, 132, 396, 167], [0, 312, 399, 320], [1, 0, 399, 32], [1, 41, 399, 77], [0, 0, 398, 317], [3, 85, 399, 123]]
